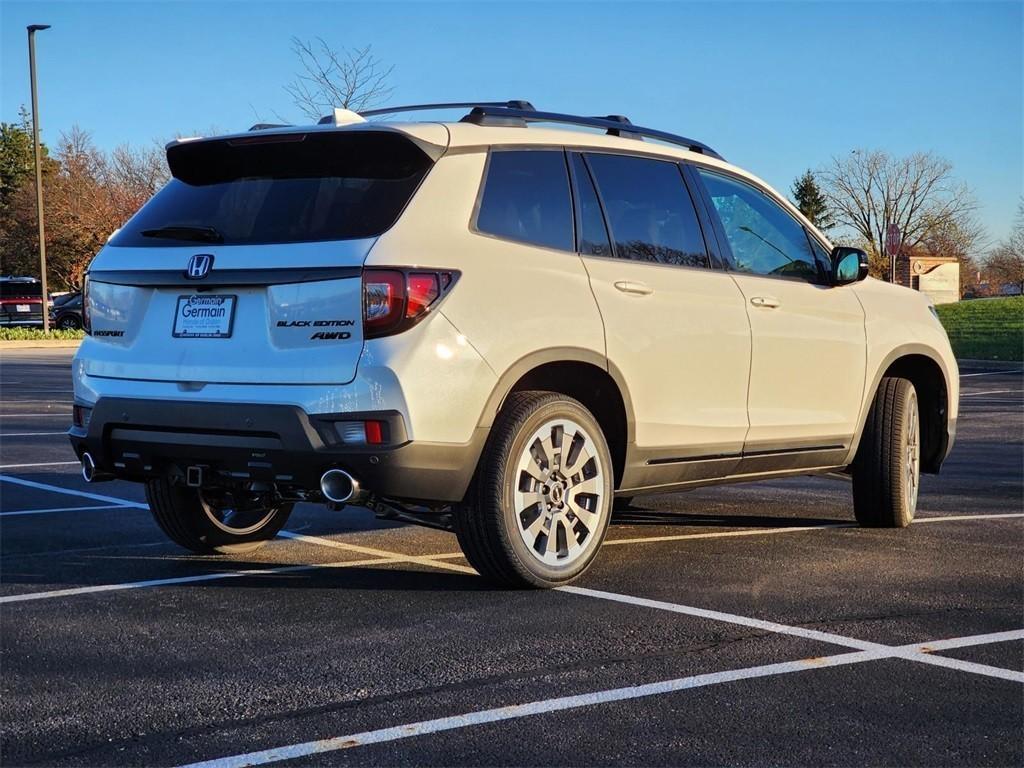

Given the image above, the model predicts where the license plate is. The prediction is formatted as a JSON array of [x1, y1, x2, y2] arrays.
[[172, 295, 236, 338], [15, 304, 30, 313]]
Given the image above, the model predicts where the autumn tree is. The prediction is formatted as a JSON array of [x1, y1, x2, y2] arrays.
[[285, 37, 394, 120], [1, 127, 170, 289], [817, 150, 977, 279], [790, 170, 834, 232]]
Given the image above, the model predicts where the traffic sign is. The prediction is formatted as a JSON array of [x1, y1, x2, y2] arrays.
[[886, 223, 901, 256]]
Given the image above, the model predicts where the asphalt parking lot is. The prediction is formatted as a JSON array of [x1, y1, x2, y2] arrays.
[[1, 348, 1021, 767]]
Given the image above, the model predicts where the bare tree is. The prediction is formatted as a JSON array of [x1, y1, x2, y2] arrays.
[[986, 199, 1024, 293], [107, 141, 169, 215], [818, 150, 977, 279], [285, 37, 394, 120]]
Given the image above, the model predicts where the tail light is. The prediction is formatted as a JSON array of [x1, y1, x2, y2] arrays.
[[82, 277, 91, 334], [362, 268, 458, 339]]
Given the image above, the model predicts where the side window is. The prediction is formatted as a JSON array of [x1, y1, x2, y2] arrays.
[[697, 169, 821, 282], [584, 153, 709, 268], [570, 153, 612, 258], [475, 150, 573, 251], [806, 234, 833, 276]]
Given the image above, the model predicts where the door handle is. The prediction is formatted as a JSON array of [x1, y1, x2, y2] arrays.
[[750, 296, 780, 309], [614, 281, 654, 296]]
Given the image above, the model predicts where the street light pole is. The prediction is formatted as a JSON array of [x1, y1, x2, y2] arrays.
[[27, 23, 51, 332]]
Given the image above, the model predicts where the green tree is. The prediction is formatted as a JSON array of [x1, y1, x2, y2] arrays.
[[790, 169, 834, 232], [0, 108, 43, 213], [0, 107, 59, 278]]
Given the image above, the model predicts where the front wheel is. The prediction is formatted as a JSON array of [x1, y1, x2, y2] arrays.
[[852, 377, 921, 528], [145, 477, 293, 554], [455, 391, 614, 588], [57, 314, 82, 330]]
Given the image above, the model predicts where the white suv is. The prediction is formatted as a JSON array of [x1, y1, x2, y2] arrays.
[[70, 101, 958, 587]]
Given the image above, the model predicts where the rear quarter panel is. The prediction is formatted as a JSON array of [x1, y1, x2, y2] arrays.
[[366, 150, 607, 438]]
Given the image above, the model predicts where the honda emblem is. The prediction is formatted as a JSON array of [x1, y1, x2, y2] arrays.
[[185, 254, 213, 279]]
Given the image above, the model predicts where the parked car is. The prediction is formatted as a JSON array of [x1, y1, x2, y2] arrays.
[[51, 291, 84, 330], [0, 276, 46, 326], [69, 101, 959, 587]]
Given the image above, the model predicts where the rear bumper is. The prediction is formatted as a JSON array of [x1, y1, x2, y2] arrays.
[[68, 397, 485, 503]]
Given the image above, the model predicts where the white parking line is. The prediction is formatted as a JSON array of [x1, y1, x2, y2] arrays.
[[560, 586, 1024, 683], [915, 629, 1024, 652], [277, 531, 477, 574], [1, 503, 127, 517], [1, 431, 69, 437], [961, 390, 1019, 397], [913, 513, 1024, 523], [177, 650, 883, 768], [0, 399, 73, 405], [0, 474, 148, 508], [560, 585, 879, 650], [0, 556, 404, 604], [176, 628, 1023, 768], [961, 369, 1024, 377], [0, 413, 71, 418], [0, 461, 79, 469]]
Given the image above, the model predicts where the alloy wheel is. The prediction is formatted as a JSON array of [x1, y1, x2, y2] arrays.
[[513, 418, 607, 567], [199, 488, 278, 536], [905, 391, 920, 516]]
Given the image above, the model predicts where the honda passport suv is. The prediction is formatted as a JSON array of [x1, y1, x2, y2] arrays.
[[70, 101, 958, 588]]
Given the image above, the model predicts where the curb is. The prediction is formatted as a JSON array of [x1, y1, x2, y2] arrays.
[[957, 359, 1023, 371], [0, 339, 82, 350]]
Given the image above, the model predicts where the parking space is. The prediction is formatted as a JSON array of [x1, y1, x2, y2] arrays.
[[1, 349, 1021, 766]]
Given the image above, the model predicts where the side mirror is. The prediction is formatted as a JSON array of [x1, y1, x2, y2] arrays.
[[831, 247, 869, 286]]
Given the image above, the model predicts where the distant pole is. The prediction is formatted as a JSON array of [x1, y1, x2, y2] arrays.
[[28, 23, 51, 332]]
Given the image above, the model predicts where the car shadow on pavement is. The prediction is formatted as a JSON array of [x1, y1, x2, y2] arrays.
[[610, 507, 846, 528], [0, 557, 495, 593]]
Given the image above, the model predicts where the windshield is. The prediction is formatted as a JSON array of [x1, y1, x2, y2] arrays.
[[109, 131, 433, 247]]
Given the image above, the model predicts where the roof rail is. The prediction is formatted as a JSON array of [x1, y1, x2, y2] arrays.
[[360, 100, 536, 118], [461, 106, 724, 160]]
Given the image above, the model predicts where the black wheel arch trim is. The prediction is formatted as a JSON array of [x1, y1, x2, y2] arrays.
[[847, 343, 957, 473], [475, 347, 637, 444]]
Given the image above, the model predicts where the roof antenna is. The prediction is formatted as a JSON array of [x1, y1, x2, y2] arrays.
[[318, 108, 367, 127]]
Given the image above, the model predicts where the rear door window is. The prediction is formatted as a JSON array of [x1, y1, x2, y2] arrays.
[[584, 153, 709, 268], [570, 153, 613, 258], [109, 131, 433, 247], [475, 150, 573, 252]]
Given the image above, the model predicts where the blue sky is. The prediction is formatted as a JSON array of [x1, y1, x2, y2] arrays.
[[2, 1, 1021, 242]]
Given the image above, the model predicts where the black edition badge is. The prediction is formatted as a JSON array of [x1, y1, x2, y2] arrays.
[[276, 319, 355, 328]]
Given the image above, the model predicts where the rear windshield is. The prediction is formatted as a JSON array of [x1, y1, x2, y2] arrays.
[[109, 131, 433, 247], [1, 282, 43, 299]]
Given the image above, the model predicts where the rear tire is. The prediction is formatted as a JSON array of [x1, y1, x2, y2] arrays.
[[852, 377, 921, 528], [454, 391, 613, 588], [145, 477, 293, 554]]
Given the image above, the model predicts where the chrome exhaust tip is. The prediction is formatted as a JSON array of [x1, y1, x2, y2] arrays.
[[81, 452, 113, 483], [320, 468, 361, 504]]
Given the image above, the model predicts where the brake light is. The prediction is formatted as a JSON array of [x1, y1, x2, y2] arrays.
[[362, 268, 457, 339], [82, 277, 91, 334], [406, 273, 440, 318]]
